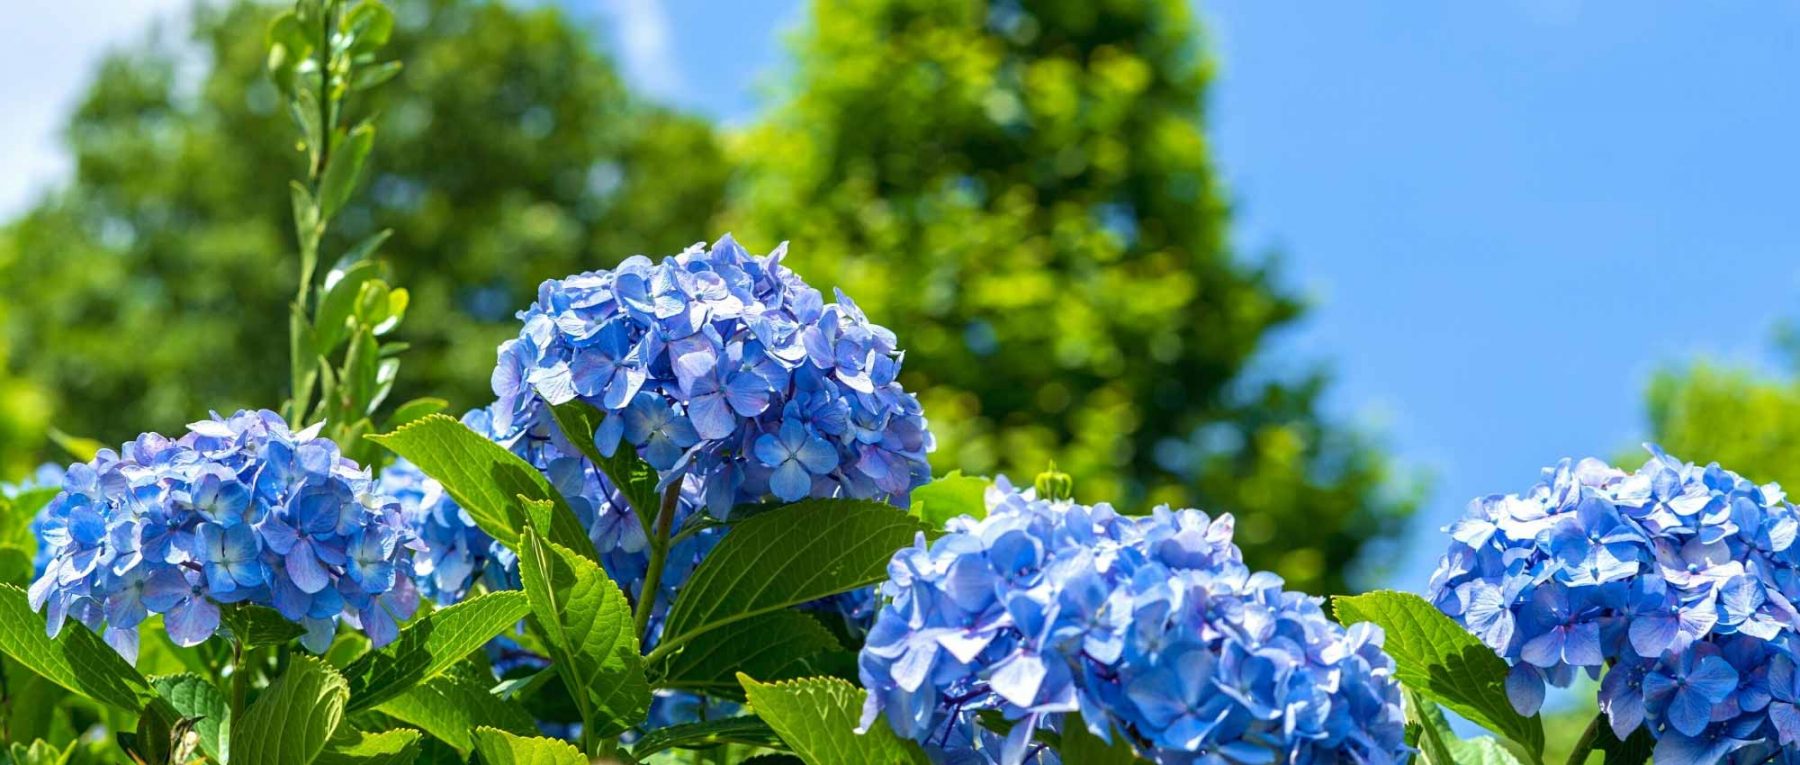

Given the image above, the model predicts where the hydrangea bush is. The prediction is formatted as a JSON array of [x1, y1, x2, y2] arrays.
[[0, 1, 1717, 763]]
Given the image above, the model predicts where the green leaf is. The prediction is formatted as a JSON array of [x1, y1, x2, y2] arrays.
[[343, 0, 395, 53], [655, 611, 841, 700], [1055, 712, 1147, 764], [219, 604, 307, 650], [548, 400, 659, 521], [468, 727, 587, 765], [367, 414, 596, 561], [738, 674, 929, 765], [290, 181, 321, 256], [44, 428, 102, 463], [910, 470, 990, 528], [0, 584, 158, 712], [375, 674, 537, 755], [319, 123, 375, 219], [516, 527, 649, 739], [151, 674, 228, 763], [0, 545, 34, 588], [324, 229, 392, 291], [631, 716, 782, 758], [0, 488, 56, 551], [265, 10, 312, 94], [659, 499, 926, 656], [1408, 690, 1527, 765], [1589, 717, 1652, 765], [3, 740, 74, 765], [315, 260, 383, 355], [1334, 590, 1544, 760], [741, 757, 805, 765], [229, 655, 349, 765], [343, 591, 531, 712], [1, 661, 62, 743], [131, 694, 182, 765], [384, 397, 448, 430], [351, 61, 404, 92], [315, 727, 422, 765]]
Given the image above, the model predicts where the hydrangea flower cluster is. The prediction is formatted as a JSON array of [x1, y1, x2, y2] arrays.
[[488, 234, 933, 517], [1429, 446, 1800, 764], [28, 410, 420, 659], [376, 458, 504, 604], [859, 478, 1410, 765]]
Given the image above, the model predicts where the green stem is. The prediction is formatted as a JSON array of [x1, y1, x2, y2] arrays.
[[229, 639, 249, 729], [1565, 712, 1603, 765], [287, 0, 340, 424], [633, 482, 681, 643]]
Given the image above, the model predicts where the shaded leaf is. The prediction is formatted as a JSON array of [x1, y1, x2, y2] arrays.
[[1055, 712, 1147, 764], [655, 610, 841, 700], [229, 655, 349, 765], [660, 499, 925, 655], [375, 674, 537, 755], [151, 674, 228, 763], [468, 727, 586, 765], [343, 591, 531, 712], [316, 727, 422, 765], [219, 604, 306, 650], [631, 715, 782, 758]]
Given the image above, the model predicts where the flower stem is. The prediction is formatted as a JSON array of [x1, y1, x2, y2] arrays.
[[229, 638, 249, 730], [633, 482, 681, 644], [1566, 712, 1604, 765]]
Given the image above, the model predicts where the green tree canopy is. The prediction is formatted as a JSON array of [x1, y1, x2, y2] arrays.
[[0, 0, 727, 461], [723, 0, 1416, 591], [1644, 357, 1800, 487]]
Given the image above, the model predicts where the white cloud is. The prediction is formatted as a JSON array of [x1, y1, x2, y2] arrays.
[[0, 0, 189, 219], [592, 0, 684, 99]]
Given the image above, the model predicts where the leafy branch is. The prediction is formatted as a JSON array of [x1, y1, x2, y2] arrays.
[[269, 0, 436, 464]]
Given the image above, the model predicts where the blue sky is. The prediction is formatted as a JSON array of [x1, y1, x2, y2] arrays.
[[6, 1, 1800, 587]]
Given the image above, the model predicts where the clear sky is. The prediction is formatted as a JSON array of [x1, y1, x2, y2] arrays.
[[6, 1, 1799, 588]]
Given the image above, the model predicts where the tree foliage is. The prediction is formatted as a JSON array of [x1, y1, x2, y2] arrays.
[[1644, 359, 1800, 486], [723, 0, 1416, 591], [0, 0, 728, 459]]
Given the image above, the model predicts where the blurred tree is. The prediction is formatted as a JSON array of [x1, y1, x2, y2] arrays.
[[1644, 358, 1800, 487], [724, 0, 1417, 592], [0, 0, 728, 457]]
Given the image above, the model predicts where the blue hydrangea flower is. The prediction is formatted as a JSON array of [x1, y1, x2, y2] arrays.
[[377, 458, 504, 604], [859, 478, 1410, 765], [28, 410, 420, 659], [489, 234, 933, 518], [1429, 445, 1800, 764]]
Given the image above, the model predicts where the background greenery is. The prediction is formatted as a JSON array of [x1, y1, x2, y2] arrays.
[[0, 0, 1427, 594]]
